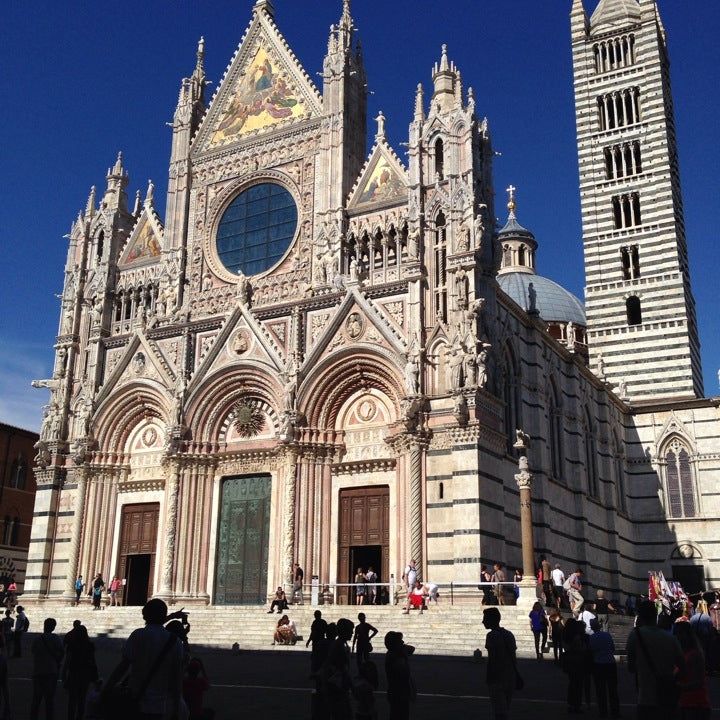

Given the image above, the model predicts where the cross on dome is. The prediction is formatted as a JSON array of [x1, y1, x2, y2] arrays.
[[507, 185, 517, 216]]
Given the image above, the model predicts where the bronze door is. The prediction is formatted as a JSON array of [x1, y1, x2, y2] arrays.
[[338, 486, 390, 604], [117, 503, 159, 605], [214, 475, 272, 605]]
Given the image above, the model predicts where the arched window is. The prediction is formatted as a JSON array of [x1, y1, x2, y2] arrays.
[[434, 138, 445, 180], [626, 296, 642, 326], [613, 432, 627, 513], [10, 517, 19, 546], [548, 381, 563, 481], [439, 482, 444, 500], [665, 440, 696, 518], [9, 454, 26, 489], [503, 345, 522, 453], [585, 408, 598, 497]]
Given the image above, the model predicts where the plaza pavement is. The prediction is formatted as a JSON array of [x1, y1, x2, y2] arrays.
[[5, 628, 720, 719]]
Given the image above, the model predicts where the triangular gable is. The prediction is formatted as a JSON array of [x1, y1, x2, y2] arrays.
[[95, 332, 175, 408], [656, 411, 694, 448], [348, 142, 409, 211], [302, 287, 407, 373], [119, 208, 163, 267], [193, 9, 322, 153], [186, 303, 285, 399]]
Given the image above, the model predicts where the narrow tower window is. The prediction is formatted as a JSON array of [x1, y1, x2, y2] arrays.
[[96, 230, 104, 261], [434, 212, 447, 322], [613, 193, 642, 229], [626, 295, 642, 326], [439, 482, 444, 500], [434, 138, 445, 180]]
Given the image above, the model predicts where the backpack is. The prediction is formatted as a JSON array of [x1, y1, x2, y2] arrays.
[[563, 575, 573, 591]]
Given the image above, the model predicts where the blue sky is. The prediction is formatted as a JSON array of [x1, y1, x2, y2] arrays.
[[1, 0, 718, 430]]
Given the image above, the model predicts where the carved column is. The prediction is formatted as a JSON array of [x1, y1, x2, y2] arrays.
[[514, 431, 537, 608], [63, 466, 89, 603], [408, 440, 424, 573], [282, 447, 299, 588], [158, 460, 180, 600]]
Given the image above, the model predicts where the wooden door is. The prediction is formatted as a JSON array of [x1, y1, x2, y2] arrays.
[[117, 503, 159, 604], [338, 486, 389, 603]]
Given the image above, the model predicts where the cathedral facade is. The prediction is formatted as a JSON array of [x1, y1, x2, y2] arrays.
[[26, 0, 719, 606]]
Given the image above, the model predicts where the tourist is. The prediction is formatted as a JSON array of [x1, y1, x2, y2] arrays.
[[548, 610, 565, 662], [103, 598, 184, 720], [627, 600, 685, 720], [588, 618, 619, 718], [352, 660, 378, 720], [480, 565, 495, 605], [267, 586, 289, 614], [529, 601, 548, 659], [565, 568, 584, 613], [625, 594, 638, 617], [352, 612, 378, 671], [492, 563, 509, 606], [384, 631, 415, 720], [552, 564, 566, 609], [579, 606, 597, 634], [594, 590, 616, 632], [272, 615, 297, 646], [482, 607, 518, 720], [365, 566, 378, 605], [539, 555, 553, 607], [1, 609, 13, 651], [108, 577, 122, 607], [673, 622, 711, 720], [424, 581, 440, 604], [306, 609, 328, 673], [513, 568, 523, 602], [64, 623, 98, 720], [292, 563, 304, 605], [30, 617, 64, 720], [563, 618, 591, 715], [403, 580, 426, 615], [90, 574, 105, 610], [183, 657, 212, 720], [355, 568, 367, 606], [13, 605, 29, 657], [74, 576, 85, 606], [402, 560, 417, 594], [323, 617, 354, 720], [688, 606, 714, 672], [5, 581, 17, 608]]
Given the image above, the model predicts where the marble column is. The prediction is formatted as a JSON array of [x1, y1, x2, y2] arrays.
[[62, 467, 89, 604], [282, 447, 299, 588], [513, 431, 537, 608], [158, 461, 180, 600], [408, 440, 424, 573]]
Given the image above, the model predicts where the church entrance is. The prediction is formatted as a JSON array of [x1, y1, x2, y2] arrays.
[[214, 475, 271, 605], [338, 486, 389, 604], [117, 503, 159, 606]]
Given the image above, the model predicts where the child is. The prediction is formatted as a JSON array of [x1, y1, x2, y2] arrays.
[[183, 657, 214, 720]]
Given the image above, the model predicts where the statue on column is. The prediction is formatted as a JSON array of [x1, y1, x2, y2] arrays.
[[476, 347, 489, 389], [406, 226, 420, 260], [456, 222, 471, 253], [566, 321, 576, 351], [474, 205, 487, 249], [455, 269, 468, 310], [448, 335, 465, 392], [404, 352, 420, 396], [463, 346, 477, 387], [236, 271, 251, 306]]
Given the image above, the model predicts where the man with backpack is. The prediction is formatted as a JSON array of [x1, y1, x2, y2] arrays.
[[13, 605, 29, 658], [564, 568, 585, 613]]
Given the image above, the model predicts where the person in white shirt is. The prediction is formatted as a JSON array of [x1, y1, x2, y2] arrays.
[[551, 565, 565, 609], [579, 608, 596, 634], [424, 582, 440, 604]]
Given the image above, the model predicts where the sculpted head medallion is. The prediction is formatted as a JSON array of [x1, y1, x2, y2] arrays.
[[232, 330, 251, 356], [345, 312, 365, 340]]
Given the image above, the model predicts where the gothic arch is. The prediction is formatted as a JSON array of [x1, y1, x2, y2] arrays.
[[93, 382, 172, 458], [184, 364, 283, 446], [298, 347, 403, 430]]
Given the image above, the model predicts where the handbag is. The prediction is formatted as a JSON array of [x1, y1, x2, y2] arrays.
[[634, 627, 680, 708], [102, 634, 178, 720]]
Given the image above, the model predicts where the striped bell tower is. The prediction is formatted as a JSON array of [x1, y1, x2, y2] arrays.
[[571, 0, 703, 401]]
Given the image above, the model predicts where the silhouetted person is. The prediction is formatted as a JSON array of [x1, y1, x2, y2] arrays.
[[30, 617, 64, 720], [384, 631, 415, 720], [183, 657, 213, 720], [627, 600, 685, 720], [1, 609, 13, 651], [482, 607, 517, 720], [64, 624, 98, 720], [352, 613, 378, 671], [563, 618, 591, 715], [13, 605, 29, 657], [353, 660, 378, 720], [323, 618, 354, 719], [0, 624, 9, 719], [307, 610, 328, 674], [588, 618, 619, 718], [103, 598, 184, 720]]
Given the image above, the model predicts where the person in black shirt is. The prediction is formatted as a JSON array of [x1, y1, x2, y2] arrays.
[[352, 613, 378, 672], [593, 590, 616, 632], [306, 610, 328, 674], [292, 563, 304, 605]]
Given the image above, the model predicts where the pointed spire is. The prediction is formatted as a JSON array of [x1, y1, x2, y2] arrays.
[[340, 0, 353, 30], [467, 87, 476, 113], [111, 151, 124, 177], [431, 45, 460, 113], [133, 189, 142, 216], [195, 36, 205, 77], [414, 83, 425, 121], [144, 179, 155, 207], [85, 186, 97, 218], [439, 44, 450, 73]]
